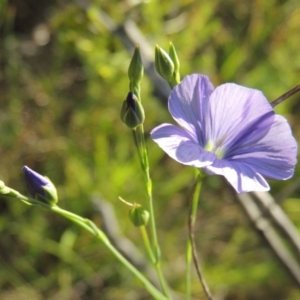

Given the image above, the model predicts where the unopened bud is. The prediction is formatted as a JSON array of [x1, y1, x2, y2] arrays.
[[129, 204, 150, 227], [169, 42, 180, 84], [155, 45, 174, 81], [22, 166, 58, 205], [120, 92, 145, 128], [128, 46, 144, 84]]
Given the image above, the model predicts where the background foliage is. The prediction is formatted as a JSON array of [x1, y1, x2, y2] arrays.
[[1, 0, 300, 299]]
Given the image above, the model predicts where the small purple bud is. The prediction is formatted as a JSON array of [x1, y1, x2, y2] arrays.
[[22, 166, 58, 204], [120, 92, 145, 128]]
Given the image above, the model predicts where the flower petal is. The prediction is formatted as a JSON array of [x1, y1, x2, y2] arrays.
[[228, 115, 297, 180], [204, 160, 270, 193], [207, 83, 274, 153], [151, 124, 216, 168], [168, 74, 214, 146], [204, 115, 298, 193]]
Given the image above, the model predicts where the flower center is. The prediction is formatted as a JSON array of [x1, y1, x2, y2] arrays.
[[205, 135, 227, 159]]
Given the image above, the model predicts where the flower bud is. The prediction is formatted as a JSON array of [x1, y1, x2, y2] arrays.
[[22, 166, 58, 205], [129, 204, 150, 227], [128, 46, 144, 84], [169, 42, 180, 83], [120, 92, 145, 128], [155, 45, 174, 81]]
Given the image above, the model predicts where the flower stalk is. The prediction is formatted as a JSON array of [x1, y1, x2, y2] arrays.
[[1, 187, 168, 300], [50, 205, 168, 299], [127, 47, 172, 298], [186, 170, 213, 300], [132, 126, 172, 299]]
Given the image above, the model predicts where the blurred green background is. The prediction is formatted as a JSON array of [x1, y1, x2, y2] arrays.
[[1, 0, 300, 299]]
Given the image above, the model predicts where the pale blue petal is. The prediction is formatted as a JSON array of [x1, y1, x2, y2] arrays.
[[207, 83, 274, 154], [204, 160, 270, 193], [204, 116, 297, 193], [228, 115, 297, 180], [151, 124, 216, 168], [168, 74, 214, 146]]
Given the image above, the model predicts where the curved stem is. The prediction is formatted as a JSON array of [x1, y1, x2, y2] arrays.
[[186, 171, 213, 300], [50, 205, 168, 300], [4, 190, 168, 300]]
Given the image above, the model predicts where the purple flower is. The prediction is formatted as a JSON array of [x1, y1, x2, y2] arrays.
[[150, 74, 297, 193]]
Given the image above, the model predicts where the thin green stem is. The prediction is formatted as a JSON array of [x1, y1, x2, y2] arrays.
[[53, 206, 170, 299], [136, 124, 172, 299], [168, 73, 180, 89], [128, 76, 171, 298], [140, 225, 155, 263], [6, 188, 51, 207], [52, 206, 167, 299], [186, 170, 213, 300], [185, 239, 192, 300], [185, 171, 202, 299], [140, 209, 172, 299], [190, 171, 202, 224], [49, 205, 168, 300], [4, 191, 168, 300], [129, 75, 171, 299], [139, 125, 158, 251], [132, 129, 144, 170]]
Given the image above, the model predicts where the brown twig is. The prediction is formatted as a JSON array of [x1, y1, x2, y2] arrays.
[[270, 84, 300, 107], [188, 196, 214, 300]]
